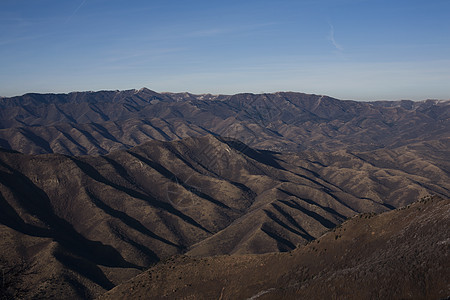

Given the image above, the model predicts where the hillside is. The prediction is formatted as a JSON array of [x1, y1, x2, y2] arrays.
[[101, 195, 450, 300], [1, 135, 448, 298], [0, 89, 449, 299], [0, 89, 448, 155]]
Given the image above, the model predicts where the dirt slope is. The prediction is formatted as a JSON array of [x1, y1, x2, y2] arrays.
[[101, 195, 450, 300]]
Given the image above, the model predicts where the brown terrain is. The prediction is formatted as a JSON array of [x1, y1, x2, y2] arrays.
[[101, 195, 450, 300], [0, 89, 448, 155], [0, 89, 449, 299]]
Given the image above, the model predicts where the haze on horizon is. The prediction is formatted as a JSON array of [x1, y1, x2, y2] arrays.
[[1, 0, 449, 101]]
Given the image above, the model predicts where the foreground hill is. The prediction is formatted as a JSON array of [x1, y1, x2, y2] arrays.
[[101, 195, 450, 300], [0, 89, 448, 155], [0, 136, 449, 299]]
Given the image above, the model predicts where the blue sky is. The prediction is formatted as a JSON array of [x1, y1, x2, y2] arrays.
[[1, 0, 449, 100]]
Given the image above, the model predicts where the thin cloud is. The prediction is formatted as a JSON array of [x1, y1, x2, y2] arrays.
[[0, 33, 51, 46], [66, 0, 88, 23], [328, 24, 343, 51], [187, 28, 229, 38], [187, 22, 276, 38]]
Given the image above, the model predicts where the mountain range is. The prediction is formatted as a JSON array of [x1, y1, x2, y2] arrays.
[[0, 89, 449, 299], [0, 88, 448, 155]]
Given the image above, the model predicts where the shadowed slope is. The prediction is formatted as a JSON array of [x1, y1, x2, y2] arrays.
[[0, 136, 449, 299], [101, 195, 450, 300]]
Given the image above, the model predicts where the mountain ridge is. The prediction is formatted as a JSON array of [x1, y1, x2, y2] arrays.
[[1, 89, 448, 155]]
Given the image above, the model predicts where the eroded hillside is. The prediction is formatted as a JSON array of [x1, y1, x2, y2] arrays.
[[0, 136, 449, 298], [101, 195, 450, 300]]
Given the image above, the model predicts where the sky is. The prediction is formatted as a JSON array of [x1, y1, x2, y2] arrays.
[[1, 0, 449, 100]]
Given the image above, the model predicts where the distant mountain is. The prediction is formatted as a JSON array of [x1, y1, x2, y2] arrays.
[[101, 195, 450, 300], [1, 136, 448, 299], [0, 89, 448, 155]]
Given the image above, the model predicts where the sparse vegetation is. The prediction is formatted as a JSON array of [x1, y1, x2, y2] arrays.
[[0, 91, 448, 299], [100, 196, 449, 300]]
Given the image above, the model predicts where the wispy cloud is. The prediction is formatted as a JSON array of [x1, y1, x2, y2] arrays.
[[186, 22, 276, 39], [66, 0, 88, 23], [104, 47, 187, 65], [187, 28, 229, 38], [328, 23, 343, 51], [0, 33, 50, 46]]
